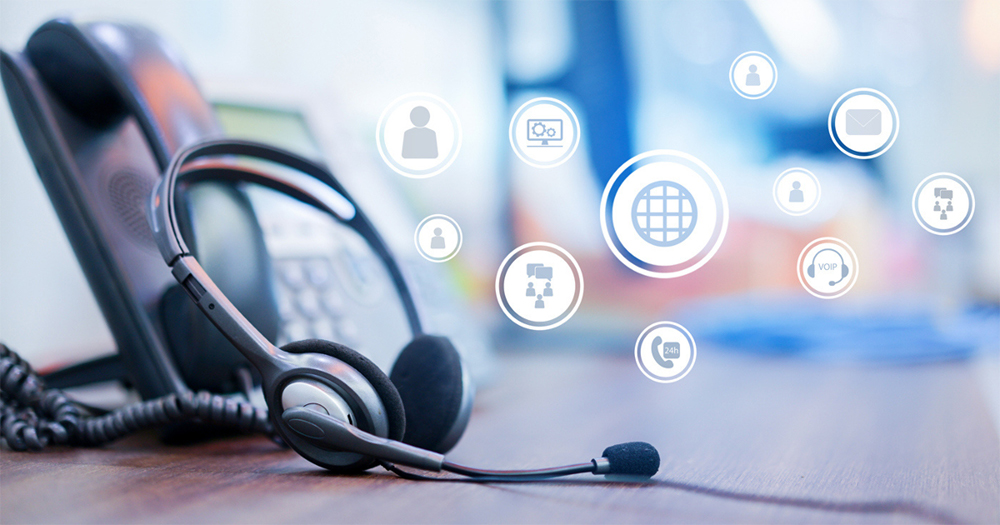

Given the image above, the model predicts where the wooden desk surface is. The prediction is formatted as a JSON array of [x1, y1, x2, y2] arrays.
[[2, 352, 998, 524]]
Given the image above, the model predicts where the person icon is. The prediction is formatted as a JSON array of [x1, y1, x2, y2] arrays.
[[543, 282, 553, 297], [535, 294, 545, 309], [746, 64, 761, 86], [526, 282, 536, 297], [430, 227, 446, 250], [934, 200, 941, 212], [789, 180, 804, 203], [401, 106, 438, 159], [946, 200, 953, 212]]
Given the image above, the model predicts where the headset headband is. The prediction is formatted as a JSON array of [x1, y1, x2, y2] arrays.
[[810, 248, 845, 266], [149, 138, 423, 372]]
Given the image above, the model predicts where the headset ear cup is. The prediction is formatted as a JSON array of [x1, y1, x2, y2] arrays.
[[281, 339, 406, 443], [390, 335, 471, 453], [807, 264, 815, 278], [842, 263, 850, 280]]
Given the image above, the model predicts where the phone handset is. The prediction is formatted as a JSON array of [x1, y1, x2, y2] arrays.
[[650, 336, 676, 369]]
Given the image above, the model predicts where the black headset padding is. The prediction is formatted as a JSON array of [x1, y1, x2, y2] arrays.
[[281, 339, 405, 443], [390, 335, 466, 453]]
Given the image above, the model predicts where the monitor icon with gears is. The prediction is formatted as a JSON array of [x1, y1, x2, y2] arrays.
[[526, 119, 563, 147]]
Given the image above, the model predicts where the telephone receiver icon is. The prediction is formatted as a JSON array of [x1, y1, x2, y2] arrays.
[[650, 336, 674, 368]]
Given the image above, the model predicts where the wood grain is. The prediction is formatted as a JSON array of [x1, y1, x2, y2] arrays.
[[2, 351, 997, 524]]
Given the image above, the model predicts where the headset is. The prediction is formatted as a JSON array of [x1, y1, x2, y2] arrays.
[[0, 137, 659, 481], [807, 248, 850, 286], [150, 139, 473, 470], [144, 138, 658, 480]]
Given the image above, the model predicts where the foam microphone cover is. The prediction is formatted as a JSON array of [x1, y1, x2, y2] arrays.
[[602, 442, 660, 478]]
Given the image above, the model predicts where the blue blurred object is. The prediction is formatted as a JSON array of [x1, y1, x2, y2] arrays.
[[679, 296, 1000, 364], [506, 0, 633, 186]]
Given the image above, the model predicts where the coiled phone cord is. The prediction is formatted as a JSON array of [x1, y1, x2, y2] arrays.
[[0, 343, 273, 451]]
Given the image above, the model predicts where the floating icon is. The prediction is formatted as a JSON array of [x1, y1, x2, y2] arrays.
[[527, 119, 563, 147], [845, 109, 881, 136], [378, 93, 461, 178], [789, 182, 804, 202], [829, 88, 898, 159], [429, 228, 446, 249], [797, 237, 859, 299], [496, 242, 583, 330], [525, 263, 556, 308], [729, 51, 777, 99], [526, 263, 553, 280], [635, 321, 696, 383], [773, 168, 821, 216], [401, 106, 438, 159], [509, 97, 580, 168], [651, 337, 681, 368], [934, 188, 954, 219], [807, 249, 850, 286], [912, 173, 974, 235], [601, 150, 729, 279], [631, 181, 697, 247], [415, 214, 462, 262]]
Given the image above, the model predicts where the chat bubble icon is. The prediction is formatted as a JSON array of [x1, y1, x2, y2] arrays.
[[526, 263, 553, 281], [661, 342, 681, 360], [934, 187, 953, 199]]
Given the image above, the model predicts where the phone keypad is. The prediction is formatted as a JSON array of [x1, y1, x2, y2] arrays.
[[273, 257, 358, 347]]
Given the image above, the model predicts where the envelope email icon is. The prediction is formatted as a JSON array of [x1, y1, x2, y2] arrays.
[[846, 109, 881, 135]]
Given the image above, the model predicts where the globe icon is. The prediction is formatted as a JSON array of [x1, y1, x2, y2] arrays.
[[631, 181, 697, 247]]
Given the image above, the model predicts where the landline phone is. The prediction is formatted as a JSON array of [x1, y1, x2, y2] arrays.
[[0, 19, 658, 480], [2, 19, 260, 398], [0, 19, 413, 399]]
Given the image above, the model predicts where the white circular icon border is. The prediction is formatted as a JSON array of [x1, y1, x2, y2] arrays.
[[828, 88, 899, 160], [414, 214, 463, 263], [911, 173, 975, 236], [634, 321, 697, 384], [377, 92, 462, 179], [495, 242, 584, 331], [508, 97, 581, 169], [729, 51, 778, 100], [796, 237, 859, 300], [772, 168, 821, 216], [600, 150, 730, 279]]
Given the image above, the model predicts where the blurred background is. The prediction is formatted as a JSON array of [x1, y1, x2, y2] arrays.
[[1, 0, 998, 385]]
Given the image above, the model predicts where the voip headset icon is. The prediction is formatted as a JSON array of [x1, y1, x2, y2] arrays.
[[806, 248, 850, 286]]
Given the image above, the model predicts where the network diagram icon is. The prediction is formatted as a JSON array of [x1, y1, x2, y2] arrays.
[[933, 187, 954, 220], [912, 173, 974, 235], [496, 242, 583, 330], [631, 181, 698, 247]]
